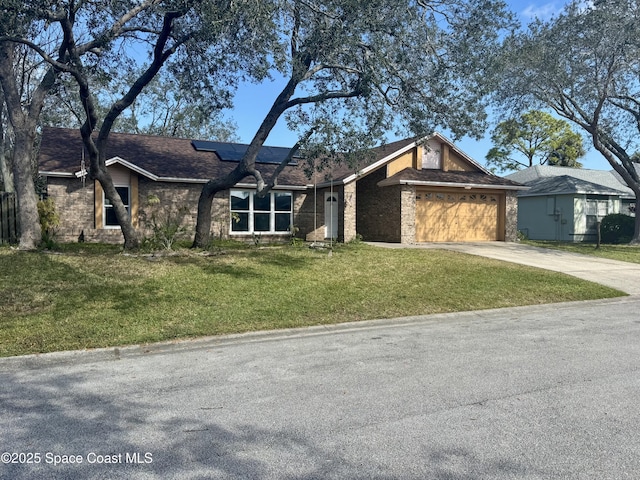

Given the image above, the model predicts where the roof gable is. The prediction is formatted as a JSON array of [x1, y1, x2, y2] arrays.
[[318, 133, 491, 187]]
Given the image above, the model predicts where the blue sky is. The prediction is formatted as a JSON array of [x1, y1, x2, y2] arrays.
[[226, 1, 611, 172]]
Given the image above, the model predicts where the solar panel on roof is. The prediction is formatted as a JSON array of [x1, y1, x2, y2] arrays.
[[191, 140, 299, 165]]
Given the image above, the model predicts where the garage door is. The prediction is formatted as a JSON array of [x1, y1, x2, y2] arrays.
[[415, 191, 502, 242]]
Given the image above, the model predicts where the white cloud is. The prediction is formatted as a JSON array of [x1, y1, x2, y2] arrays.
[[520, 1, 595, 20], [521, 2, 561, 20]]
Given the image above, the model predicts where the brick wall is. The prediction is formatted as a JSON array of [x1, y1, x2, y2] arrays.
[[47, 176, 308, 244], [343, 182, 357, 242], [399, 184, 416, 244], [356, 167, 403, 242], [505, 190, 518, 242], [47, 177, 99, 243], [299, 186, 343, 242]]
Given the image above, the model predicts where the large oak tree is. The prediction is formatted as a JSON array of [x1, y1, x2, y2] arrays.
[[1, 0, 273, 249], [3, 0, 513, 249], [191, 0, 515, 247], [496, 0, 640, 243]]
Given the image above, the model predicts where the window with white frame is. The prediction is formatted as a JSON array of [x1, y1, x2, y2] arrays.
[[585, 196, 610, 233], [104, 186, 130, 227], [230, 190, 292, 234]]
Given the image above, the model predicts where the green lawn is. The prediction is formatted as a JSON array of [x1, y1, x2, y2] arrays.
[[524, 240, 640, 264], [0, 242, 624, 357]]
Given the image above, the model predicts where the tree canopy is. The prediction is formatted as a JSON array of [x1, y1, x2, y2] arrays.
[[2, 0, 514, 249], [1, 0, 273, 248], [189, 0, 515, 246], [486, 110, 585, 173], [495, 0, 640, 242]]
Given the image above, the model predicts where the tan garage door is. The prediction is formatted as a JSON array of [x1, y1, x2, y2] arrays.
[[416, 191, 502, 242]]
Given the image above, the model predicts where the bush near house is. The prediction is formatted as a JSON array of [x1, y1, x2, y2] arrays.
[[37, 198, 60, 248], [600, 214, 635, 244]]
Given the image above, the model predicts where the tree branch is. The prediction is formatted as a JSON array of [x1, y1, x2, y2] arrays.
[[76, 0, 162, 55], [259, 128, 315, 195], [0, 36, 73, 73]]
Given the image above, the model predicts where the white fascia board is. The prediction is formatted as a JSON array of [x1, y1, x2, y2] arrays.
[[68, 157, 309, 189], [156, 177, 208, 184], [234, 183, 309, 191], [519, 190, 626, 198], [39, 171, 75, 178], [337, 140, 421, 185], [377, 178, 529, 191], [71, 156, 159, 181], [106, 157, 159, 180]]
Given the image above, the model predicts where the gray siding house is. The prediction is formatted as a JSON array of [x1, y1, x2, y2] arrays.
[[506, 165, 635, 242]]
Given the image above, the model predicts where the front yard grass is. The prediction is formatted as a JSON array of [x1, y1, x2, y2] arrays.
[[523, 240, 640, 264], [0, 242, 624, 357]]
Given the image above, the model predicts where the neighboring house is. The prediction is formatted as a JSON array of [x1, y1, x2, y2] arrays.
[[38, 127, 523, 244], [506, 165, 636, 242]]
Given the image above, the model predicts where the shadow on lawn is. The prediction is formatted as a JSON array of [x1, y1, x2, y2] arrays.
[[159, 248, 319, 276], [0, 363, 545, 480]]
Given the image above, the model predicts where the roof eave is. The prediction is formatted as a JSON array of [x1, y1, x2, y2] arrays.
[[234, 182, 309, 191], [519, 190, 630, 197], [377, 178, 528, 191]]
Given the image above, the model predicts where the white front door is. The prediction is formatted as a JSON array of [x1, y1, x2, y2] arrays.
[[325, 192, 339, 239]]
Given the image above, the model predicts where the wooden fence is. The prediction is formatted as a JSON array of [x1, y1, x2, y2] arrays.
[[0, 192, 19, 244]]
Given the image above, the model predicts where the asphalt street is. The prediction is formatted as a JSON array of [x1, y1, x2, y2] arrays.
[[1, 295, 640, 479]]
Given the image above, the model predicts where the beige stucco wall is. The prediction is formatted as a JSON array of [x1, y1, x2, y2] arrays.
[[443, 145, 479, 172], [387, 150, 417, 177]]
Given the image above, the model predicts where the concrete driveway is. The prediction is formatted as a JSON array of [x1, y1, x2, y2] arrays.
[[369, 242, 640, 295]]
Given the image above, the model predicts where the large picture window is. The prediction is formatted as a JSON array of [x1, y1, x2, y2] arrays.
[[104, 186, 130, 227], [230, 190, 292, 234]]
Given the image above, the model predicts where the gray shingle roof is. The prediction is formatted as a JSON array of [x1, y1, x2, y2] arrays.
[[519, 175, 630, 197], [505, 165, 634, 197]]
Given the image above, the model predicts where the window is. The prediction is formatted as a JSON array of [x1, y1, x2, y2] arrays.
[[104, 186, 130, 227], [585, 197, 611, 233], [230, 190, 292, 234]]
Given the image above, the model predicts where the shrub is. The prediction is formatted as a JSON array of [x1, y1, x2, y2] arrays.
[[37, 198, 60, 248], [141, 195, 190, 250], [600, 213, 635, 244]]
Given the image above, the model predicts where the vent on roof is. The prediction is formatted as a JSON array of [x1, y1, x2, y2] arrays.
[[191, 140, 299, 166]]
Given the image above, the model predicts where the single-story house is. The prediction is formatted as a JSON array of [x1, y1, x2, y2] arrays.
[[38, 127, 524, 244], [505, 165, 636, 242]]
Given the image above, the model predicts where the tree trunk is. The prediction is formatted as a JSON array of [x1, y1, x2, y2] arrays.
[[94, 168, 140, 250], [192, 170, 246, 248], [0, 150, 13, 193], [631, 196, 640, 245], [0, 101, 14, 193], [12, 129, 41, 249], [193, 181, 217, 247], [0, 42, 58, 249]]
